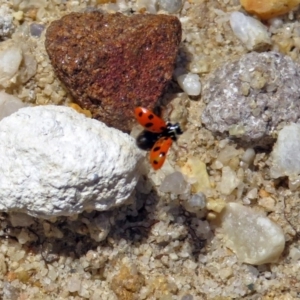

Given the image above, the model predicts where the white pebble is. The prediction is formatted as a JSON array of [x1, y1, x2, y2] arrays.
[[158, 0, 183, 13], [0, 41, 22, 88], [183, 193, 206, 213], [68, 276, 81, 293], [241, 148, 255, 165], [0, 91, 28, 121], [217, 166, 240, 195], [177, 73, 201, 96], [159, 171, 190, 195], [221, 203, 285, 265], [230, 11, 271, 50], [270, 123, 300, 178], [0, 105, 144, 218]]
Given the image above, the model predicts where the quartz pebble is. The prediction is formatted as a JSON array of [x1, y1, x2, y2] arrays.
[[0, 91, 29, 121], [241, 0, 300, 20], [30, 23, 45, 37], [0, 40, 22, 88], [217, 166, 240, 195], [183, 192, 206, 214], [181, 157, 211, 193], [241, 148, 256, 165], [221, 202, 285, 265], [176, 73, 201, 96], [0, 105, 144, 218], [230, 12, 271, 51], [159, 171, 190, 195], [0, 5, 14, 39], [270, 123, 300, 179], [158, 0, 183, 13], [9, 213, 34, 227]]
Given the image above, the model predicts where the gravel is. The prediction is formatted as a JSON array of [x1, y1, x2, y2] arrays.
[[0, 0, 300, 299]]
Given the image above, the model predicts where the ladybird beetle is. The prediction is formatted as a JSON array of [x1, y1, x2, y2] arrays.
[[134, 107, 183, 170]]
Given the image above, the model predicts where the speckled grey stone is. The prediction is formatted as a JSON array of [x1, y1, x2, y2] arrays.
[[201, 51, 300, 146]]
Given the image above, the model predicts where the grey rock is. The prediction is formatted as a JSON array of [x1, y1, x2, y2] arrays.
[[202, 51, 300, 146]]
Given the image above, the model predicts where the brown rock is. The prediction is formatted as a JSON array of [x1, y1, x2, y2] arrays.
[[45, 11, 181, 132], [240, 0, 300, 20]]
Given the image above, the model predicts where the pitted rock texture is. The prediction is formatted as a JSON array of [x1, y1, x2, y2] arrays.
[[45, 11, 181, 132], [202, 51, 300, 147], [0, 105, 144, 218]]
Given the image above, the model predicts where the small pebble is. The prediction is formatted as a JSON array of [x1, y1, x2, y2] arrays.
[[270, 123, 300, 178], [177, 73, 201, 96], [0, 41, 22, 88], [217, 166, 240, 195], [68, 276, 81, 292], [206, 198, 226, 213], [30, 23, 45, 37], [160, 171, 190, 195], [230, 11, 271, 50], [241, 148, 256, 165], [181, 157, 211, 193], [158, 0, 183, 13], [183, 193, 206, 213]]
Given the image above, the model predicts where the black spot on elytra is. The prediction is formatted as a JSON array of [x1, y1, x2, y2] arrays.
[[153, 146, 161, 152], [138, 112, 143, 117], [159, 152, 166, 157], [145, 122, 154, 128], [153, 160, 159, 165], [148, 114, 154, 120]]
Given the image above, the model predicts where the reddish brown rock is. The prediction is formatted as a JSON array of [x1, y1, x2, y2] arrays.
[[45, 11, 181, 132]]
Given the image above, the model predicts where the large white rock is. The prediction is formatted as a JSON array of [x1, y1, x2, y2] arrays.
[[0, 105, 144, 218], [221, 203, 285, 265], [270, 123, 300, 179]]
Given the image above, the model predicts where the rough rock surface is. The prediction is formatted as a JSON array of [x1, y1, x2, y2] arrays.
[[45, 11, 181, 132], [0, 105, 144, 218], [202, 51, 300, 146], [221, 203, 285, 265]]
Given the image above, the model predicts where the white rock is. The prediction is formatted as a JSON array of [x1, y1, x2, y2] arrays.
[[270, 123, 300, 179], [0, 105, 144, 218], [0, 91, 28, 121], [241, 148, 255, 165], [158, 0, 183, 13], [221, 203, 285, 265], [0, 40, 22, 88], [217, 166, 240, 195], [183, 192, 206, 214], [177, 73, 201, 96], [230, 11, 271, 51], [0, 5, 14, 38], [159, 171, 190, 195]]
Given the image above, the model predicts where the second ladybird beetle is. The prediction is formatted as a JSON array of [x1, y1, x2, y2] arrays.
[[134, 107, 183, 170]]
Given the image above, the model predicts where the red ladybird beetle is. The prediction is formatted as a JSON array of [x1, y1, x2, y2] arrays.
[[134, 107, 183, 170]]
